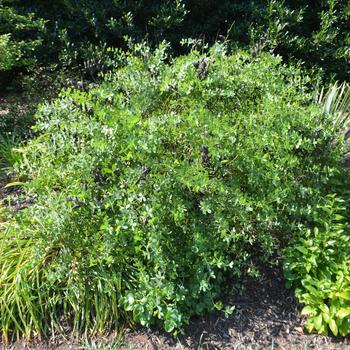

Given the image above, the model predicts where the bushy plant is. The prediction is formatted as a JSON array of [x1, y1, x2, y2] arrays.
[[0, 43, 343, 340], [0, 0, 187, 80], [249, 0, 350, 81], [2, 0, 349, 83], [284, 194, 350, 336], [0, 34, 18, 72], [0, 4, 45, 73]]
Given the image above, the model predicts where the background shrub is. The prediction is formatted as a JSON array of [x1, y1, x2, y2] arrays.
[[1, 0, 349, 88], [0, 43, 344, 340], [0, 4, 45, 73]]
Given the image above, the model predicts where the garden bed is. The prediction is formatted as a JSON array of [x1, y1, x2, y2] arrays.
[[5, 266, 350, 349]]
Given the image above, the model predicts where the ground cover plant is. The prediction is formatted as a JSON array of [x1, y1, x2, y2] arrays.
[[0, 42, 347, 342], [283, 82, 350, 337], [284, 194, 350, 336]]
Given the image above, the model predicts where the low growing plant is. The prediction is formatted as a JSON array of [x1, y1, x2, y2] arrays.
[[0, 134, 21, 176], [284, 194, 350, 336], [0, 43, 344, 340]]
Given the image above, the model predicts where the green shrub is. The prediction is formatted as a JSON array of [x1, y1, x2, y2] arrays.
[[0, 43, 343, 340], [0, 5, 45, 72], [284, 194, 350, 336], [0, 0, 188, 82], [0, 34, 18, 72], [2, 0, 349, 83]]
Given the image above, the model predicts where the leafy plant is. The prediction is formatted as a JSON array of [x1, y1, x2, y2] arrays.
[[0, 43, 343, 340], [284, 194, 350, 336], [2, 0, 350, 83], [0, 34, 18, 72], [0, 4, 45, 73]]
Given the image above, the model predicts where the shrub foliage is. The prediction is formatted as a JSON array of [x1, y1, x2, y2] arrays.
[[0, 44, 344, 340], [0, 4, 45, 72], [1, 0, 349, 82]]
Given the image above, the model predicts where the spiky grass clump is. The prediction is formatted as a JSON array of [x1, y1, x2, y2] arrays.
[[314, 81, 350, 164], [315, 82, 350, 142], [0, 134, 21, 176], [0, 215, 128, 342]]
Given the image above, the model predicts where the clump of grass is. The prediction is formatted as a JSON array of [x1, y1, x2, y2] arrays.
[[315, 82, 350, 125], [0, 134, 21, 175], [0, 214, 129, 342], [81, 339, 126, 350], [315, 82, 350, 144]]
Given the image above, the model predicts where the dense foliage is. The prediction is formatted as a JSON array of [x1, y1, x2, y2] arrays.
[[0, 0, 349, 85], [283, 83, 350, 337], [284, 194, 350, 336], [0, 44, 344, 340], [0, 3, 45, 73]]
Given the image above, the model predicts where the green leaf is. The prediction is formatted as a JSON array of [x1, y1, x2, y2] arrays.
[[127, 293, 134, 305], [339, 319, 350, 336], [336, 308, 350, 319], [296, 246, 308, 255], [323, 312, 330, 324], [3, 181, 26, 189], [306, 319, 315, 333], [314, 313, 323, 331], [337, 291, 350, 301], [329, 319, 338, 336], [301, 305, 316, 316], [164, 319, 175, 333], [224, 305, 235, 318], [319, 303, 330, 314]]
